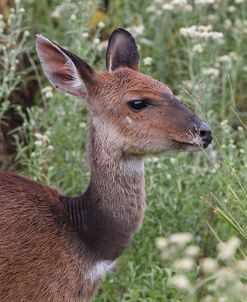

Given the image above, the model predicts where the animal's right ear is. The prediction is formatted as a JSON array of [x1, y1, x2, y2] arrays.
[[35, 35, 97, 98], [106, 28, 140, 72]]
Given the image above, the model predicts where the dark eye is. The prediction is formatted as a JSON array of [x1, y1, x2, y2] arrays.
[[128, 100, 151, 111]]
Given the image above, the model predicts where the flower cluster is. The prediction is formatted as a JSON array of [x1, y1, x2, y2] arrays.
[[195, 0, 218, 6], [180, 25, 224, 42], [126, 24, 144, 37], [147, 0, 192, 14], [202, 51, 238, 79], [143, 57, 153, 66], [42, 86, 53, 99], [162, 0, 192, 12], [156, 233, 247, 301], [34, 131, 53, 151]]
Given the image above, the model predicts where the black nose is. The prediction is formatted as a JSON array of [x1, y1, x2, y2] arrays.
[[197, 122, 212, 147]]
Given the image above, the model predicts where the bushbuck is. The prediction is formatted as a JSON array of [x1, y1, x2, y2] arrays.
[[0, 28, 212, 301]]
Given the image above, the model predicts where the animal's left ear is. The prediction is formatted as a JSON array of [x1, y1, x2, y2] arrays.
[[106, 28, 140, 72]]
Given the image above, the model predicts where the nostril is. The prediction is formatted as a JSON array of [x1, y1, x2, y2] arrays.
[[199, 130, 207, 138], [196, 122, 212, 144]]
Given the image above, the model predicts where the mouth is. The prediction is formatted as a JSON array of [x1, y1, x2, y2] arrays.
[[171, 139, 210, 151]]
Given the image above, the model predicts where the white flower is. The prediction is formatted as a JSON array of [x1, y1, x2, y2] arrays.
[[98, 21, 105, 29], [24, 30, 30, 37], [162, 4, 174, 10], [185, 245, 200, 257], [200, 257, 218, 274], [208, 14, 218, 22], [46, 91, 53, 98], [229, 51, 238, 61], [97, 41, 108, 52], [82, 32, 89, 38], [127, 24, 144, 37], [202, 67, 219, 79], [47, 145, 54, 151], [195, 0, 215, 5], [184, 4, 193, 12], [192, 44, 204, 53], [172, 0, 188, 5], [34, 133, 43, 140], [215, 267, 235, 287], [228, 6, 236, 12], [203, 295, 214, 302], [93, 38, 100, 45], [235, 258, 247, 272], [34, 141, 42, 146], [156, 237, 168, 249], [143, 57, 153, 66], [42, 86, 53, 98], [168, 275, 191, 291], [168, 232, 192, 246], [174, 258, 195, 271], [70, 14, 76, 21], [146, 5, 156, 13], [170, 157, 176, 164], [151, 157, 159, 163], [217, 237, 240, 260], [224, 19, 232, 29], [162, 0, 192, 12], [51, 7, 61, 19], [154, 0, 163, 4], [217, 55, 232, 64], [180, 25, 223, 42], [79, 122, 87, 128], [161, 245, 178, 260], [34, 132, 50, 145], [218, 297, 227, 302], [235, 0, 244, 3]]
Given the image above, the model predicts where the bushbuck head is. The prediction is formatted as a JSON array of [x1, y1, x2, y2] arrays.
[[36, 28, 212, 157]]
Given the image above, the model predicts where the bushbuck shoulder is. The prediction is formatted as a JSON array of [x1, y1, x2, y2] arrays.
[[0, 28, 212, 301]]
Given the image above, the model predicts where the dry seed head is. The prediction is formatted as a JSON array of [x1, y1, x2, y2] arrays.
[[156, 237, 168, 250], [168, 275, 191, 292], [217, 237, 240, 260], [185, 245, 200, 257], [200, 257, 218, 274], [174, 258, 195, 271], [168, 232, 192, 246]]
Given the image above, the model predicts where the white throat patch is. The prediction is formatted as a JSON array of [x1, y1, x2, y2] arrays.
[[121, 159, 144, 175], [88, 260, 116, 282]]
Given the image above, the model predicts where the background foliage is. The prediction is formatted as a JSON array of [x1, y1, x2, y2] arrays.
[[0, 0, 247, 301]]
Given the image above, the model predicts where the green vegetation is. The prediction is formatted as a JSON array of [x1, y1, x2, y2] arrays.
[[0, 0, 247, 301]]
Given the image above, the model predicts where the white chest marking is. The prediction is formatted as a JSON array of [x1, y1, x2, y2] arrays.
[[88, 260, 115, 282]]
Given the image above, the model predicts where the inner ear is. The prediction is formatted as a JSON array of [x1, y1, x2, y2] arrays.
[[106, 28, 140, 72], [36, 35, 96, 98]]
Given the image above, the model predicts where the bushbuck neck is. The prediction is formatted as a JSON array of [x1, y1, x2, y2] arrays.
[[60, 115, 145, 260], [0, 28, 212, 302]]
